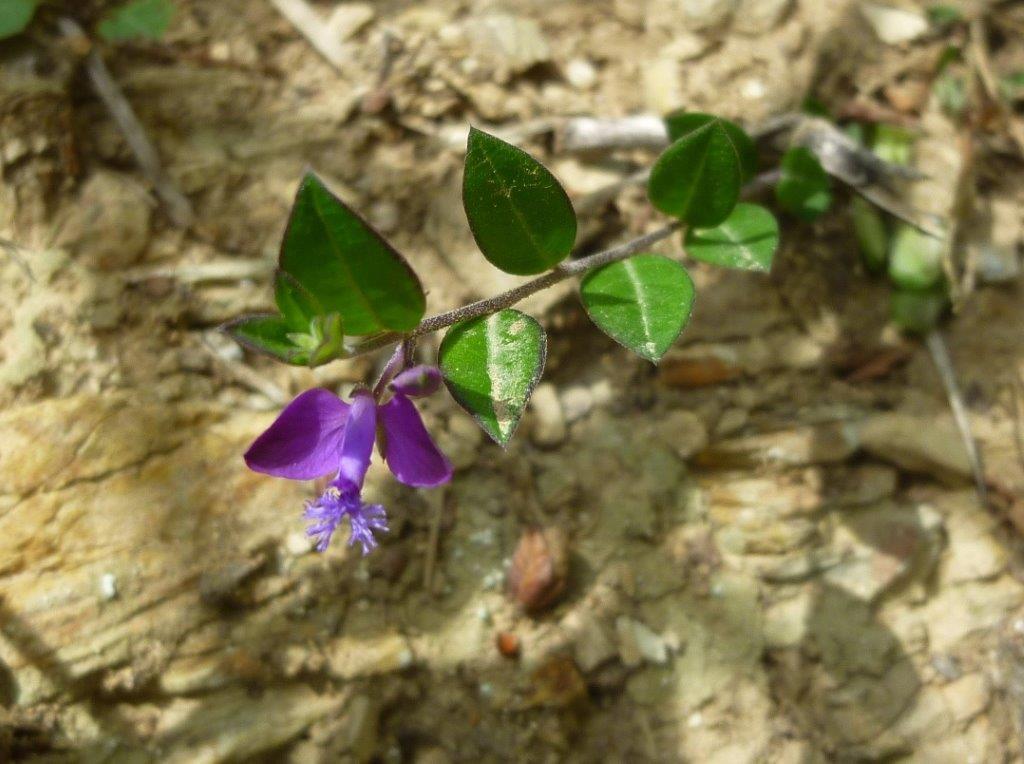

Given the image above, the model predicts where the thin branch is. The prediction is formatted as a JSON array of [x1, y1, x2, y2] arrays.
[[346, 221, 682, 357], [925, 329, 988, 507], [58, 18, 194, 229]]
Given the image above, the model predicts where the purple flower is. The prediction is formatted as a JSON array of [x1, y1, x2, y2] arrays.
[[244, 365, 452, 553]]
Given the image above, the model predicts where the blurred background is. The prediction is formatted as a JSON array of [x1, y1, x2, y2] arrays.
[[2, 0, 1024, 760]]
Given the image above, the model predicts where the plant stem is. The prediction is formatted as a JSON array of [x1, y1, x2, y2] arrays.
[[347, 221, 682, 357]]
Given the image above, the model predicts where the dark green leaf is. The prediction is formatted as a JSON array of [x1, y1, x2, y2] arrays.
[[684, 203, 779, 272], [462, 127, 577, 275], [664, 112, 757, 181], [438, 309, 547, 445], [852, 197, 889, 273], [775, 147, 832, 221], [888, 224, 945, 291], [224, 315, 308, 366], [649, 113, 753, 227], [274, 270, 323, 332], [0, 0, 36, 39], [580, 254, 694, 362], [279, 173, 425, 335], [891, 287, 948, 335], [224, 312, 346, 367], [97, 0, 174, 42]]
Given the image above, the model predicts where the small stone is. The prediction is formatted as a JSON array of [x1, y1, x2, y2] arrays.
[[436, 414, 483, 470], [677, 0, 738, 30], [496, 631, 520, 659], [507, 527, 569, 613], [99, 572, 118, 601], [715, 407, 748, 436], [564, 58, 597, 90], [560, 385, 594, 422], [697, 422, 860, 469], [368, 200, 400, 235], [529, 383, 567, 448], [655, 409, 708, 460], [58, 171, 152, 270], [615, 617, 669, 666], [860, 2, 929, 45], [460, 14, 551, 75], [285, 530, 315, 556], [571, 614, 618, 671], [859, 413, 972, 485]]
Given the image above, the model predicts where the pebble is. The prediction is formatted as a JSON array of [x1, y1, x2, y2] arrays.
[[99, 572, 118, 601], [507, 527, 569, 613], [733, 0, 791, 34], [565, 58, 598, 90], [529, 383, 567, 448], [860, 2, 929, 45], [616, 617, 669, 667], [560, 385, 594, 422]]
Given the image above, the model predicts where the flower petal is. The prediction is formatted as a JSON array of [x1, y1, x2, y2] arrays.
[[245, 389, 349, 479], [379, 393, 453, 487], [389, 366, 442, 398], [337, 389, 377, 488]]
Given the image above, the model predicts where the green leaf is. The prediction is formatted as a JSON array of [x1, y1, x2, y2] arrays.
[[279, 173, 425, 335], [888, 224, 945, 291], [462, 128, 577, 276], [852, 197, 889, 273], [650, 113, 754, 227], [664, 112, 758, 181], [0, 0, 36, 39], [97, 0, 175, 42], [224, 312, 346, 367], [684, 203, 779, 272], [927, 5, 963, 26], [871, 124, 914, 166], [274, 270, 322, 332], [579, 254, 695, 363], [438, 309, 547, 445], [224, 314, 309, 366], [775, 147, 832, 221], [891, 287, 948, 335]]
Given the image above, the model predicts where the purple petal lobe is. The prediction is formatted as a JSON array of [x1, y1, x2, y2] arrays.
[[304, 479, 388, 554], [337, 390, 377, 488], [244, 389, 349, 479], [379, 393, 453, 487], [389, 366, 442, 398]]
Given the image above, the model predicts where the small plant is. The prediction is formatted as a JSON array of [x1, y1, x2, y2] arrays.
[[228, 113, 788, 553]]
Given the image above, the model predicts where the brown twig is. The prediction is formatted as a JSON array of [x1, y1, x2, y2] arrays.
[[58, 18, 194, 229], [925, 329, 988, 506]]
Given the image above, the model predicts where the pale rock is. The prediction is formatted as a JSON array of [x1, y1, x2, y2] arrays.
[[568, 613, 617, 670], [460, 15, 551, 75], [762, 591, 812, 648], [656, 409, 708, 460], [715, 407, 748, 437], [614, 0, 645, 26], [921, 576, 1024, 652], [529, 383, 567, 448], [565, 58, 598, 90], [859, 412, 972, 485], [860, 2, 929, 45], [943, 673, 989, 723], [58, 171, 152, 270], [940, 491, 1007, 584], [968, 197, 1022, 284], [733, 0, 791, 34], [561, 385, 594, 422], [616, 616, 669, 667], [326, 634, 414, 680], [823, 502, 944, 603], [642, 56, 683, 116]]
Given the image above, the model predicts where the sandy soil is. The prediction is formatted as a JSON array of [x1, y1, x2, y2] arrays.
[[2, 0, 1024, 761]]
